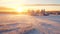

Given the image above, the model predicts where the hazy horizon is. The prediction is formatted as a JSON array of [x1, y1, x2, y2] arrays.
[[0, 6, 60, 12], [0, 0, 60, 12]]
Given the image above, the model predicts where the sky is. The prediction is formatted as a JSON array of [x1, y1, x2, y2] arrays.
[[25, 0, 60, 4], [0, 0, 60, 11]]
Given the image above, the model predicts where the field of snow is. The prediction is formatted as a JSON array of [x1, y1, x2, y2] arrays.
[[0, 14, 60, 34]]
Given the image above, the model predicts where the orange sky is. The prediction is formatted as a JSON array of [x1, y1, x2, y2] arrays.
[[0, 0, 60, 12], [0, 6, 60, 12], [0, 7, 16, 12]]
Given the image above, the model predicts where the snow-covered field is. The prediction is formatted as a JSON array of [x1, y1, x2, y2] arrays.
[[0, 14, 60, 34]]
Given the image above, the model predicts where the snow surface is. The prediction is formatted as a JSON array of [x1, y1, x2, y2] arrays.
[[0, 14, 60, 34]]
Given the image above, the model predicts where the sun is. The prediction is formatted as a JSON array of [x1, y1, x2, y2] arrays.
[[16, 7, 24, 12]]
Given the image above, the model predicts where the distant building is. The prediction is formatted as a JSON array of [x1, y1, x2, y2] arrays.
[[40, 9, 45, 16], [40, 9, 49, 16]]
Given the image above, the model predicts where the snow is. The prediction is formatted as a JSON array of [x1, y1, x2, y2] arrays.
[[0, 14, 60, 34]]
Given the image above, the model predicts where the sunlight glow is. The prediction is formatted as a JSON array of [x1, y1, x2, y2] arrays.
[[16, 7, 24, 12]]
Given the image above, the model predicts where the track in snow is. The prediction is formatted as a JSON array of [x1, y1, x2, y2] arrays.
[[0, 14, 60, 34]]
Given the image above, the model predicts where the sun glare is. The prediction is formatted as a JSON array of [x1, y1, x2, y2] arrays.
[[16, 7, 24, 12]]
